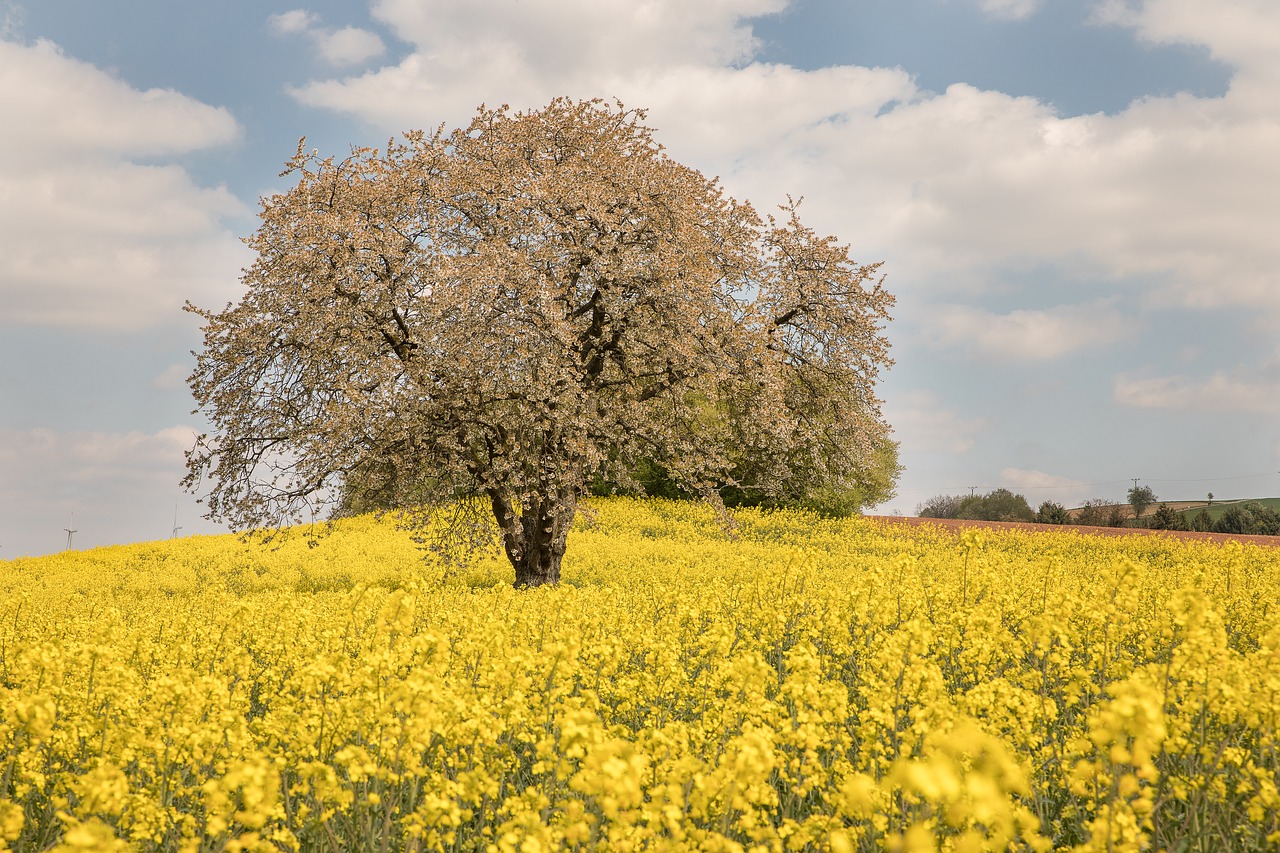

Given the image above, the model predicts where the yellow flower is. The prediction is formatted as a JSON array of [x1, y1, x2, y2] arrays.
[[3, 499, 1278, 850]]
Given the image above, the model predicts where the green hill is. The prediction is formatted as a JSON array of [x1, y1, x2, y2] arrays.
[[1171, 497, 1280, 524]]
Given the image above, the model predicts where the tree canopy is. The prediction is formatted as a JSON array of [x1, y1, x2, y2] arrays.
[[1127, 484, 1157, 519], [337, 402, 902, 519], [917, 489, 1034, 523], [184, 98, 896, 586], [1035, 500, 1070, 525]]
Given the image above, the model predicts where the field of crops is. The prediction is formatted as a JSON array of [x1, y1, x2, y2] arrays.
[[2, 498, 1278, 852]]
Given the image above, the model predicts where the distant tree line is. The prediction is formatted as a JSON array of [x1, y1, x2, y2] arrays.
[[917, 486, 1280, 536], [1145, 500, 1280, 535], [915, 489, 1108, 525], [916, 489, 1042, 523]]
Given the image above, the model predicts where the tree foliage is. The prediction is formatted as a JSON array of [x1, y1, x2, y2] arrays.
[[1213, 501, 1280, 536], [1127, 484, 1157, 520], [916, 489, 1033, 523], [338, 384, 902, 519], [586, 429, 901, 517], [184, 99, 896, 587], [956, 488, 1034, 522], [1073, 499, 1126, 528], [1146, 503, 1190, 531], [1035, 500, 1070, 525], [916, 494, 967, 520], [1190, 508, 1214, 532]]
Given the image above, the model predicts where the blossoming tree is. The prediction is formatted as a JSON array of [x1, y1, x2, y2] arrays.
[[185, 98, 895, 587]]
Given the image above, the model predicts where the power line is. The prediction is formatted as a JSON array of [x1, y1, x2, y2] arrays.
[[1147, 472, 1280, 483]]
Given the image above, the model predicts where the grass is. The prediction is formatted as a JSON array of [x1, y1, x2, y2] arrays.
[[1171, 496, 1280, 523], [1066, 497, 1280, 525]]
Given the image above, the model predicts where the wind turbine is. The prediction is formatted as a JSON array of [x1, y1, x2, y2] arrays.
[[171, 502, 183, 539], [64, 513, 77, 550]]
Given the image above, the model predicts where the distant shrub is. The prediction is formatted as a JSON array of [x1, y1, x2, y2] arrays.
[[1035, 500, 1070, 525], [1074, 498, 1125, 527], [919, 489, 1034, 522], [917, 494, 968, 519], [955, 488, 1035, 522], [1147, 503, 1189, 531], [1214, 502, 1280, 536]]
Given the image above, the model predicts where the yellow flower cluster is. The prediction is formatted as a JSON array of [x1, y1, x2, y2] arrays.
[[2, 499, 1278, 851]]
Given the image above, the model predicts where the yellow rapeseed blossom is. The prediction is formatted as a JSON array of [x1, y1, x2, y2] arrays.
[[1, 499, 1278, 850]]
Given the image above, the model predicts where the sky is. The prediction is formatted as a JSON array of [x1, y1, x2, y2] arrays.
[[2, 0, 1279, 557]]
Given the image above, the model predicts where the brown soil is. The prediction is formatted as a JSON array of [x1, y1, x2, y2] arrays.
[[863, 515, 1280, 548]]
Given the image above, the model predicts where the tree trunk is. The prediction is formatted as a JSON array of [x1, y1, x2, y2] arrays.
[[489, 490, 576, 587]]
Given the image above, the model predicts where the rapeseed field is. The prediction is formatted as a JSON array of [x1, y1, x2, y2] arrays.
[[1, 498, 1278, 852]]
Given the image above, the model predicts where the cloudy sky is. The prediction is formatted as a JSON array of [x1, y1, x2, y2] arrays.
[[3, 0, 1279, 556]]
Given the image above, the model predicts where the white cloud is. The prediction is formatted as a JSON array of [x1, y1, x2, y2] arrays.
[[268, 10, 385, 68], [370, 0, 784, 74], [289, 0, 909, 149], [1113, 374, 1191, 409], [0, 1, 21, 40], [977, 0, 1042, 21], [269, 9, 318, 35], [0, 38, 249, 330], [276, 0, 1280, 327], [316, 26, 386, 66], [922, 300, 1130, 360], [999, 467, 1094, 507], [1000, 467, 1082, 490], [0, 425, 223, 556], [0, 39, 240, 162], [1113, 371, 1280, 412], [1091, 0, 1280, 81], [152, 363, 190, 390], [884, 390, 988, 455], [0, 425, 195, 487]]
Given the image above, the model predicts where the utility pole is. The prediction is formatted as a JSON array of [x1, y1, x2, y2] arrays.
[[64, 513, 77, 550], [968, 485, 978, 498]]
